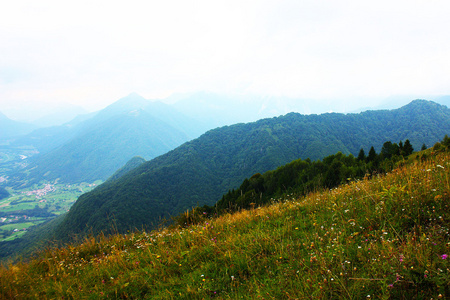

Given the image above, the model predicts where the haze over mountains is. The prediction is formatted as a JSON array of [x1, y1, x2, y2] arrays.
[[7, 94, 206, 185], [0, 112, 37, 139]]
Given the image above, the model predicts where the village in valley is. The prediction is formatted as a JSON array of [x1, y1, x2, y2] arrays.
[[0, 181, 101, 241]]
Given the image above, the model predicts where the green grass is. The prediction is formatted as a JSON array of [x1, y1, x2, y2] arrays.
[[0, 222, 42, 231], [0, 151, 449, 299], [2, 230, 27, 241]]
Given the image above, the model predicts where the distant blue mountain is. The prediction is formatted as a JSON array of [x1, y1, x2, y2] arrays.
[[0, 112, 36, 139], [9, 94, 205, 185]]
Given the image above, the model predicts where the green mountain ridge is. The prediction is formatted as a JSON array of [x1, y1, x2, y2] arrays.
[[52, 99, 450, 241], [106, 156, 146, 183]]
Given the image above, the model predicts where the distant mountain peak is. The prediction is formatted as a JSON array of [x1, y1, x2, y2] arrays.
[[115, 93, 148, 106], [125, 92, 146, 100], [93, 94, 151, 120]]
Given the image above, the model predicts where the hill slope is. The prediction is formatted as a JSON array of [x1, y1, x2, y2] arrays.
[[1, 146, 449, 299], [105, 156, 146, 183], [53, 100, 450, 240]]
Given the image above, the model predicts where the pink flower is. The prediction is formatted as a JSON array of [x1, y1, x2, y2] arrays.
[[441, 254, 448, 260]]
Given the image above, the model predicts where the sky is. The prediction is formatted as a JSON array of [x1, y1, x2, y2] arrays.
[[1, 0, 450, 120]]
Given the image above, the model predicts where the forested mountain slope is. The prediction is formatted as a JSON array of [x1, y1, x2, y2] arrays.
[[52, 100, 450, 240]]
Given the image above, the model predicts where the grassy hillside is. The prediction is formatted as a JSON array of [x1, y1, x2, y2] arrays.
[[1, 147, 449, 298]]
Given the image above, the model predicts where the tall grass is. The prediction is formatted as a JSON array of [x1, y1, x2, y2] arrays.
[[1, 151, 449, 299]]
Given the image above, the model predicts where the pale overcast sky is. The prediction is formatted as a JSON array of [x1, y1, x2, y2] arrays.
[[1, 0, 450, 119]]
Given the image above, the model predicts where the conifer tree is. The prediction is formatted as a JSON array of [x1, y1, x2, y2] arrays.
[[367, 146, 377, 162], [403, 139, 414, 156], [381, 141, 393, 159], [399, 141, 404, 156], [443, 135, 450, 148], [357, 148, 366, 161]]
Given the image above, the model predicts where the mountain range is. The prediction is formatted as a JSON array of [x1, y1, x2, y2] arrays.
[[7, 94, 206, 185], [50, 99, 450, 241]]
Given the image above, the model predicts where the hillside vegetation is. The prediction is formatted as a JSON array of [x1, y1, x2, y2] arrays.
[[1, 142, 449, 299], [52, 100, 450, 241]]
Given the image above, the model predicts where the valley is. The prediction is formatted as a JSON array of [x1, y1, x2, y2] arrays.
[[0, 181, 101, 242]]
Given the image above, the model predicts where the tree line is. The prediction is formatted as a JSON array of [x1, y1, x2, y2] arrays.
[[173, 136, 450, 227]]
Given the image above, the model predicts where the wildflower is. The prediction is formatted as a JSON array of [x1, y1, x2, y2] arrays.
[[441, 254, 448, 260]]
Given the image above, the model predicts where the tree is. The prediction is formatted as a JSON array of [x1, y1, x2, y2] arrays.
[[443, 135, 450, 148], [391, 143, 400, 157], [357, 148, 366, 161], [381, 141, 393, 159], [367, 146, 377, 162], [399, 141, 404, 156], [403, 139, 414, 156], [421, 144, 427, 151]]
